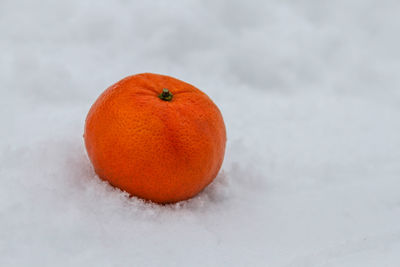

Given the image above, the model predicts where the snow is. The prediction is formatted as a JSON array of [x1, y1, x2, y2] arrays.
[[1, 0, 400, 266]]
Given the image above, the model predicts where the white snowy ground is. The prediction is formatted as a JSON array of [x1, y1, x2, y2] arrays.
[[1, 0, 400, 266]]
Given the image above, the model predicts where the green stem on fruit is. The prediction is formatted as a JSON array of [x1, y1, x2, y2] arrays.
[[158, 88, 173, 101]]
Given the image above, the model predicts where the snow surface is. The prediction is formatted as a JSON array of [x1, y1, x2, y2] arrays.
[[1, 0, 400, 266]]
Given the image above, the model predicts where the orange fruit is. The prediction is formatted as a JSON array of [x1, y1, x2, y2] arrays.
[[84, 73, 226, 203]]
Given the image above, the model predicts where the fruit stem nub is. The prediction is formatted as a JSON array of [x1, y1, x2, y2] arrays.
[[159, 88, 173, 101]]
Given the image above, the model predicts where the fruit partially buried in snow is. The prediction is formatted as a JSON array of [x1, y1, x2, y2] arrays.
[[84, 73, 226, 204]]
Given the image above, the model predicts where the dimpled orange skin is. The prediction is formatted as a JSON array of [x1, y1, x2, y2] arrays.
[[84, 73, 226, 204]]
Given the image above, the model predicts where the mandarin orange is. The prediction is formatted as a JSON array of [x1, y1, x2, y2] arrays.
[[84, 73, 226, 203]]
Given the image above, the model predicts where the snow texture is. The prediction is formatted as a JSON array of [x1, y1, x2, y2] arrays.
[[1, 0, 400, 266]]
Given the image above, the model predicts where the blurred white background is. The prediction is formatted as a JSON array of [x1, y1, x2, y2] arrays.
[[1, 0, 400, 266]]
